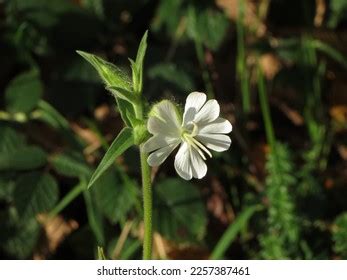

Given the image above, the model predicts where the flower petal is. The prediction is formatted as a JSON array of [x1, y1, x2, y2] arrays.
[[190, 148, 207, 179], [174, 142, 192, 180], [194, 99, 220, 125], [148, 100, 181, 137], [198, 117, 232, 134], [196, 134, 231, 152], [143, 135, 180, 153], [183, 92, 206, 125], [147, 142, 179, 166]]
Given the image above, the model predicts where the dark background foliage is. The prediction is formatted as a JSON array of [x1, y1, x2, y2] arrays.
[[0, 0, 347, 260]]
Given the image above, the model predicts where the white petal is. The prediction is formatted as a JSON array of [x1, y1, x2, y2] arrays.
[[147, 142, 179, 166], [194, 99, 220, 125], [148, 100, 181, 137], [174, 142, 192, 180], [190, 148, 207, 179], [183, 92, 207, 125], [143, 135, 180, 153], [196, 134, 231, 152], [198, 117, 232, 134]]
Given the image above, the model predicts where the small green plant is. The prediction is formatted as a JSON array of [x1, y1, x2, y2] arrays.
[[77, 31, 232, 259]]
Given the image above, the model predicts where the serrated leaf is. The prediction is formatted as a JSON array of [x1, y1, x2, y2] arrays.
[[94, 169, 138, 223], [88, 127, 134, 189], [2, 218, 40, 259], [13, 172, 59, 221], [153, 178, 207, 243], [187, 6, 228, 50], [0, 146, 47, 171], [5, 69, 43, 114], [50, 152, 92, 178], [0, 125, 47, 171]]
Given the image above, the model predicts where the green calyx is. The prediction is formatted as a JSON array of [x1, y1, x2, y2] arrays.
[[134, 123, 149, 145]]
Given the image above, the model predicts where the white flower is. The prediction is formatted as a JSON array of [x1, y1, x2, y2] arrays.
[[143, 92, 232, 180]]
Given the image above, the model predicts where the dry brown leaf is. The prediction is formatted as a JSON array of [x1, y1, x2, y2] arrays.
[[259, 53, 282, 80], [330, 106, 347, 125], [216, 0, 267, 37], [34, 215, 79, 259]]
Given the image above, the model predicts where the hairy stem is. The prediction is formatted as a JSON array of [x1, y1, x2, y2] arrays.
[[140, 147, 152, 259], [135, 102, 153, 260]]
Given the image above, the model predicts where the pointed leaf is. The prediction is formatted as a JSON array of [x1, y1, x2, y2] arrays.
[[88, 127, 134, 188], [132, 31, 148, 93], [211, 205, 263, 260], [107, 86, 138, 104], [76, 50, 132, 91]]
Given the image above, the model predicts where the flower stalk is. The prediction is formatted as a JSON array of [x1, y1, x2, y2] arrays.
[[139, 148, 152, 259], [134, 96, 153, 260]]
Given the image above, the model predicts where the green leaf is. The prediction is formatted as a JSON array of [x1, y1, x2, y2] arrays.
[[153, 178, 207, 243], [94, 169, 138, 223], [83, 189, 105, 245], [2, 218, 40, 259], [0, 126, 46, 171], [0, 146, 47, 171], [50, 152, 92, 178], [107, 86, 139, 104], [13, 172, 59, 221], [333, 212, 347, 259], [76, 50, 132, 91], [211, 205, 263, 260], [97, 246, 107, 260], [88, 127, 134, 189], [76, 50, 135, 126], [148, 62, 194, 92], [187, 6, 229, 50], [132, 30, 148, 93], [328, 0, 347, 28], [0, 178, 15, 201], [5, 69, 43, 113]]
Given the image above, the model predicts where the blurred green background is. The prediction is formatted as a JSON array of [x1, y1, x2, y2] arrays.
[[1, 0, 347, 260]]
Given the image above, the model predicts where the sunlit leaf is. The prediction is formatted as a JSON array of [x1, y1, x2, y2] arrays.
[[88, 127, 134, 189]]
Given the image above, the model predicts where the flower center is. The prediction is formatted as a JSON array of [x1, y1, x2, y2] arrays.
[[181, 122, 212, 160]]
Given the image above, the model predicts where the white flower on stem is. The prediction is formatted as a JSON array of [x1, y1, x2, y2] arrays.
[[143, 92, 232, 180]]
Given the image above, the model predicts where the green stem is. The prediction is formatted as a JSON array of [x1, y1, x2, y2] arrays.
[[257, 63, 276, 151], [195, 40, 214, 99], [48, 180, 85, 218], [134, 102, 153, 260], [237, 0, 251, 113], [140, 147, 152, 259]]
